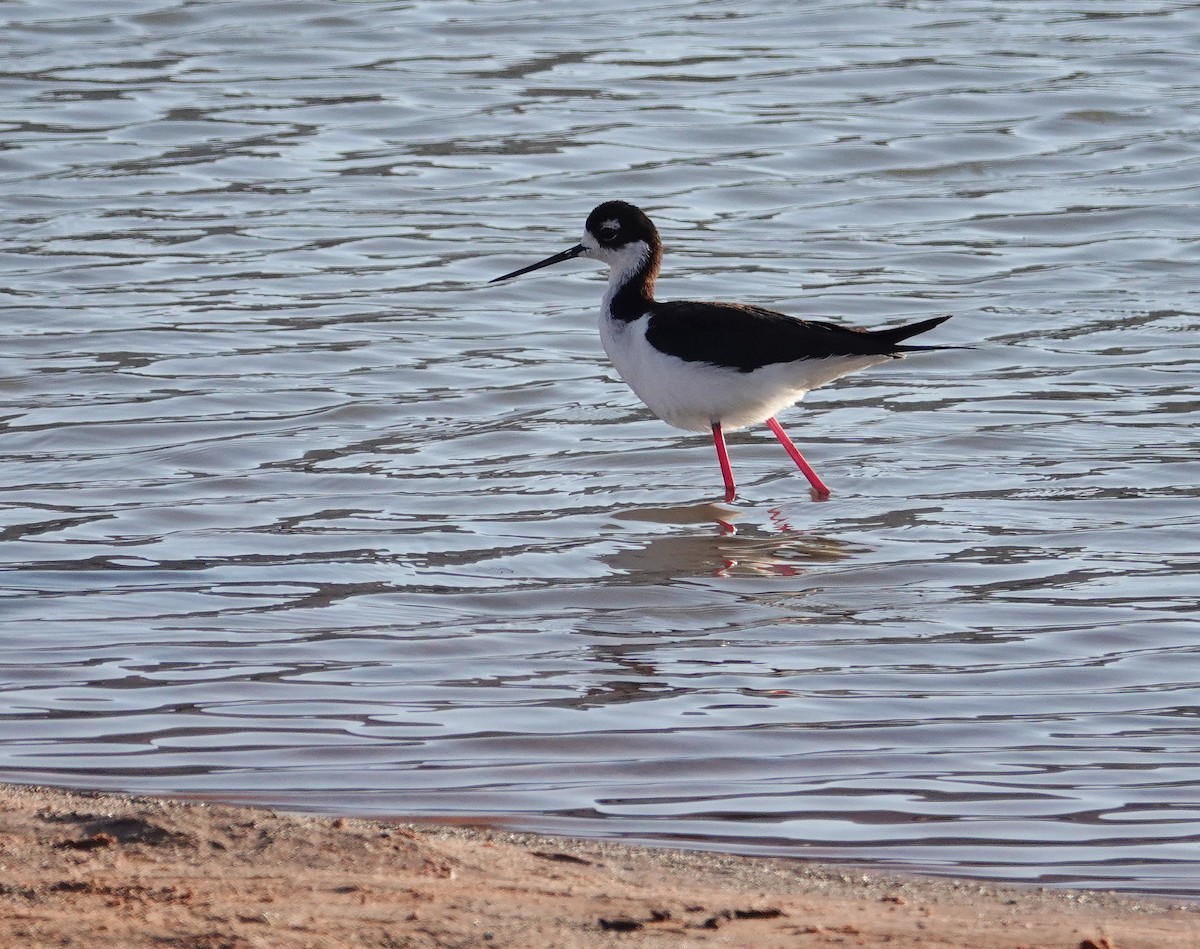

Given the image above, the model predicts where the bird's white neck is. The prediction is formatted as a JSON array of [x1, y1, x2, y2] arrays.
[[599, 239, 655, 322]]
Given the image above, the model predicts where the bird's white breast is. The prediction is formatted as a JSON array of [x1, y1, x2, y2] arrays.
[[598, 308, 889, 433]]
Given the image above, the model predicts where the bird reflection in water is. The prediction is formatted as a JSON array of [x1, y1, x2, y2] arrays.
[[611, 502, 866, 578]]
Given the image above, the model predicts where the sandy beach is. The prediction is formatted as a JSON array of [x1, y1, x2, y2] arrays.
[[0, 783, 1195, 948]]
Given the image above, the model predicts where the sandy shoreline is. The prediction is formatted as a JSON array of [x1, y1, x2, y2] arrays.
[[0, 782, 1195, 948]]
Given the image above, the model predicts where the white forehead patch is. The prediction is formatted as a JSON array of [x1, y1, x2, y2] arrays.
[[602, 218, 619, 231]]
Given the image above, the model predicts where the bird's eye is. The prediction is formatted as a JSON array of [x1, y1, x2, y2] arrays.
[[598, 221, 620, 241]]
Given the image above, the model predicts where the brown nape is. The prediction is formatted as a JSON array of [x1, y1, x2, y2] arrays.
[[606, 242, 661, 321]]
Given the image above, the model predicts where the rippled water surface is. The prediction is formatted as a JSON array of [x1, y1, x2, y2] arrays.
[[3, 0, 1199, 895]]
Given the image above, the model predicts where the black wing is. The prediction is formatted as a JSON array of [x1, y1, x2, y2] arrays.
[[645, 301, 950, 372]]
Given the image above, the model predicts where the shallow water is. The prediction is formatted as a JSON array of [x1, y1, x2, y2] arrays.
[[2, 0, 1199, 895]]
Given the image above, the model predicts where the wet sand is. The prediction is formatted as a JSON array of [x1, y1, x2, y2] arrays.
[[0, 783, 1195, 948]]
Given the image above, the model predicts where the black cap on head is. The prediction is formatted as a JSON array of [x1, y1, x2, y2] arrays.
[[585, 201, 659, 250]]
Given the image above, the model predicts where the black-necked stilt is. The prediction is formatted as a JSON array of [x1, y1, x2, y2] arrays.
[[491, 200, 952, 501]]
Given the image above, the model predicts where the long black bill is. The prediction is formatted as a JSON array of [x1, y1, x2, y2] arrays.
[[489, 243, 585, 283]]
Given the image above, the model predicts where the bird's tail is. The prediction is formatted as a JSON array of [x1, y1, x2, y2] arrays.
[[877, 314, 955, 352]]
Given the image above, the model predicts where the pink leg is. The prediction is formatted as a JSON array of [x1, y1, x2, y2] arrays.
[[711, 422, 736, 502], [766, 416, 831, 497]]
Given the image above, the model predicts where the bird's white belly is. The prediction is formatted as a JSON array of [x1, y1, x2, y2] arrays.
[[599, 313, 889, 433]]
